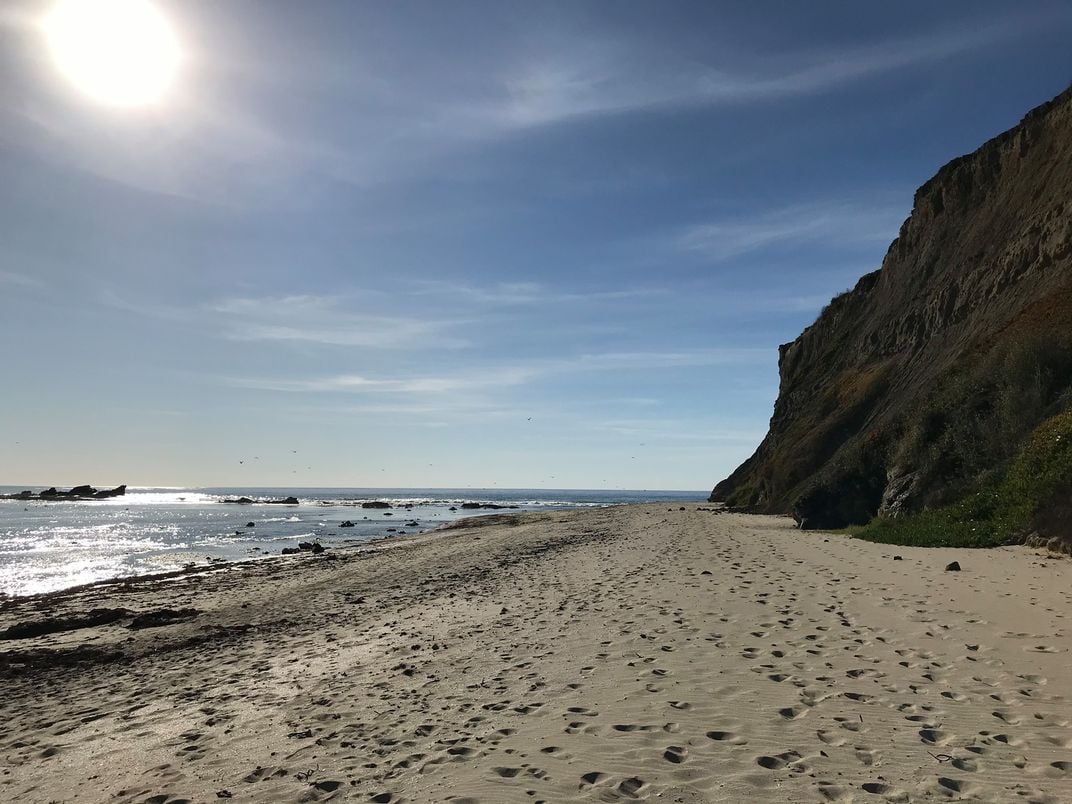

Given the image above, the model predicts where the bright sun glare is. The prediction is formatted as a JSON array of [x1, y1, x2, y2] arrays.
[[43, 0, 181, 107]]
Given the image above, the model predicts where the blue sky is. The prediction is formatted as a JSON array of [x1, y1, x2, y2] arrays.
[[1, 1, 1070, 489]]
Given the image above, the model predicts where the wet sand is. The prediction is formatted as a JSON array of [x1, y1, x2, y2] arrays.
[[1, 505, 1069, 803]]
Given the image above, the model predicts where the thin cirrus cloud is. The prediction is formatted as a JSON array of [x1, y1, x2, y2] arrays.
[[210, 295, 469, 349], [229, 367, 536, 395], [405, 279, 670, 306], [227, 348, 768, 398], [461, 12, 1047, 132], [675, 200, 909, 262], [0, 270, 41, 288]]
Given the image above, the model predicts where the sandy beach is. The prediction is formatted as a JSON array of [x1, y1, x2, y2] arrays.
[[1, 505, 1069, 803]]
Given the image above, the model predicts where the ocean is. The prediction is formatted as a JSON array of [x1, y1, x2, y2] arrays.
[[0, 486, 706, 597]]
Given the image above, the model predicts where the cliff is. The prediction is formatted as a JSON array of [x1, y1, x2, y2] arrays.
[[711, 86, 1072, 531]]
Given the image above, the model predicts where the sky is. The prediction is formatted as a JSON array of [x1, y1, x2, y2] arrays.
[[1, 1, 1070, 490]]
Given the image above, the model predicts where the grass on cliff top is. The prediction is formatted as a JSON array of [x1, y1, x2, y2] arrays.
[[854, 409, 1072, 547]]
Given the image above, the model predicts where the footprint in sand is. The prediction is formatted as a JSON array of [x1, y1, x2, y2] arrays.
[[919, 729, 953, 745], [706, 730, 748, 745], [815, 783, 854, 801], [816, 730, 847, 746], [936, 777, 980, 796], [580, 771, 609, 786], [663, 745, 687, 763], [861, 782, 910, 801], [756, 750, 804, 771]]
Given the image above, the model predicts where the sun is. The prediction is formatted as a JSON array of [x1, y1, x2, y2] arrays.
[[43, 0, 182, 107]]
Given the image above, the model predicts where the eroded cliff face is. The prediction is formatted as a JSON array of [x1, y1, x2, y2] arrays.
[[712, 87, 1072, 528]]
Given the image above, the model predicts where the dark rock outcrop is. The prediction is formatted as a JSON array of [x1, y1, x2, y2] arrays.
[[711, 87, 1072, 529], [1, 484, 127, 501], [361, 501, 392, 509]]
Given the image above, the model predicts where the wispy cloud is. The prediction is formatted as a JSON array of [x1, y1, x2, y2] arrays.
[[228, 347, 767, 399], [210, 295, 468, 349], [406, 279, 669, 306], [594, 417, 766, 444], [676, 201, 907, 262], [229, 367, 535, 395], [0, 270, 41, 288], [480, 13, 1049, 130]]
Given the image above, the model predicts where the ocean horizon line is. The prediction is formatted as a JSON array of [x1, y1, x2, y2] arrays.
[[1, 483, 710, 494]]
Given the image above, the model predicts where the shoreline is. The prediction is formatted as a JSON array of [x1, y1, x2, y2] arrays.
[[0, 488, 707, 598], [1, 504, 1069, 803]]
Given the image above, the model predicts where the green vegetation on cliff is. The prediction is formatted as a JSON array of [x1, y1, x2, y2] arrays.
[[856, 408, 1072, 547]]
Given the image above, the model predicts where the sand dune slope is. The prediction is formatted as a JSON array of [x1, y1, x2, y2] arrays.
[[1, 506, 1069, 803]]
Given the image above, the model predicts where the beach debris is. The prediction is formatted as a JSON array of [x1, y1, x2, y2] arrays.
[[128, 608, 200, 629], [894, 555, 903, 560], [245, 521, 255, 527], [281, 547, 301, 555], [216, 791, 233, 799], [339, 520, 355, 528], [1, 608, 131, 640], [128, 607, 194, 630], [945, 561, 962, 571]]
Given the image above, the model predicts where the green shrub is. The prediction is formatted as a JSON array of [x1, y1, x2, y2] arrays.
[[856, 409, 1072, 547]]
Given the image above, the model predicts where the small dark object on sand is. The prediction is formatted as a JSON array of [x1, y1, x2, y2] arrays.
[[945, 561, 961, 572], [339, 520, 355, 528], [216, 791, 233, 799], [246, 521, 255, 528], [282, 547, 301, 555], [128, 608, 199, 630], [894, 555, 903, 560]]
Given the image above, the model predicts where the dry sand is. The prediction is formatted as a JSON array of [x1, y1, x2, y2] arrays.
[[1, 505, 1069, 804]]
